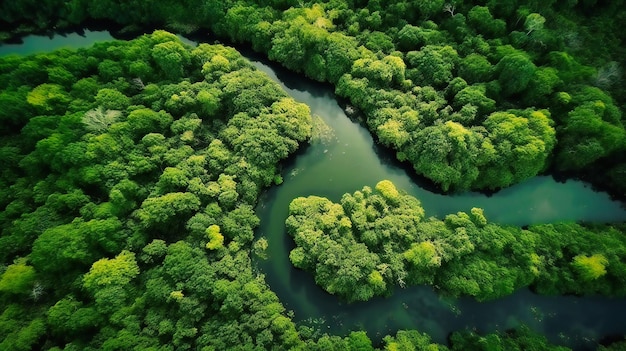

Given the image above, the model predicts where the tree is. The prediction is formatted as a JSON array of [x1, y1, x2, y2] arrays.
[[496, 54, 536, 97], [136, 192, 201, 230], [406, 45, 458, 88], [205, 224, 225, 250], [396, 24, 446, 51], [95, 88, 130, 110], [324, 32, 361, 83], [97, 59, 124, 82], [383, 330, 443, 350], [83, 250, 140, 316], [377, 117, 411, 149], [523, 67, 561, 105], [0, 258, 36, 295], [467, 6, 506, 38], [477, 110, 555, 189], [556, 98, 625, 170], [82, 107, 122, 134], [124, 108, 174, 139], [156, 167, 189, 194], [0, 316, 46, 351], [47, 297, 99, 338], [196, 88, 221, 116], [26, 83, 69, 113], [151, 40, 191, 80], [30, 221, 96, 278], [362, 31, 395, 54], [453, 84, 496, 117], [403, 241, 441, 284], [83, 250, 139, 293], [458, 53, 493, 84], [572, 254, 609, 281], [414, 0, 445, 20], [407, 122, 493, 191], [347, 331, 374, 351], [524, 13, 546, 35]]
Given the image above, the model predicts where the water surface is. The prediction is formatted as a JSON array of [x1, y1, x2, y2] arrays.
[[4, 31, 626, 350], [247, 52, 626, 349]]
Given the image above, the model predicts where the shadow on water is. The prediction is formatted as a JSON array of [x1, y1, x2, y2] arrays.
[[5, 30, 626, 351]]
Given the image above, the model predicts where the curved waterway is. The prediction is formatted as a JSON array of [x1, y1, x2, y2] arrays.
[[246, 54, 626, 349], [3, 31, 626, 350]]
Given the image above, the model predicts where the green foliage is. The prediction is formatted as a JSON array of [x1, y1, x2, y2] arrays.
[[406, 122, 493, 191], [476, 110, 556, 189], [30, 220, 98, 278], [556, 88, 625, 171], [83, 250, 140, 293], [0, 30, 313, 350], [151, 38, 191, 80], [452, 84, 496, 117], [524, 13, 546, 35], [406, 45, 458, 88], [205, 224, 225, 250], [0, 315, 46, 351], [572, 254, 609, 281], [496, 54, 536, 97], [95, 88, 130, 110], [396, 24, 447, 51], [26, 83, 69, 113], [0, 259, 36, 295], [450, 325, 570, 351], [125, 108, 174, 139], [287, 180, 626, 302], [2, 0, 626, 348], [82, 107, 122, 134], [383, 329, 446, 351], [467, 6, 507, 38], [458, 54, 493, 84], [286, 181, 429, 302], [47, 297, 99, 338]]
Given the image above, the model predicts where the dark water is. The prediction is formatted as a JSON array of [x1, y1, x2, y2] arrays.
[[3, 31, 626, 350], [0, 30, 114, 55], [247, 52, 626, 350]]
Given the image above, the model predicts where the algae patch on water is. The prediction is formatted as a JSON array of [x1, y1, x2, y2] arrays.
[[310, 115, 336, 145]]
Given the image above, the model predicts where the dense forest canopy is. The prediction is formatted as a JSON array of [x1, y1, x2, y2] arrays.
[[1, 0, 626, 350], [286, 180, 626, 302], [0, 31, 315, 350], [1, 0, 625, 194]]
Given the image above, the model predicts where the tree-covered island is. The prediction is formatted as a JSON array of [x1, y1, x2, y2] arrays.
[[287, 180, 626, 303]]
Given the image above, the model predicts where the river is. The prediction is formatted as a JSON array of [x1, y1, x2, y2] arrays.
[[2, 30, 626, 350], [248, 51, 626, 350]]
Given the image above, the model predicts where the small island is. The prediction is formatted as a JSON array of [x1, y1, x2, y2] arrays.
[[287, 180, 626, 302]]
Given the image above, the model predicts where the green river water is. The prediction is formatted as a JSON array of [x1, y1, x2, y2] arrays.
[[2, 30, 626, 350]]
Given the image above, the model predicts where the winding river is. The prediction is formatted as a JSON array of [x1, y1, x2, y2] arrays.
[[3, 30, 626, 350], [248, 52, 626, 350]]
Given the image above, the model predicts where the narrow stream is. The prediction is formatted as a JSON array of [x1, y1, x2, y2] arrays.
[[3, 30, 626, 350]]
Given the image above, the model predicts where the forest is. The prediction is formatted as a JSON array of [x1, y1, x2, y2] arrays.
[[0, 0, 625, 350], [2, 0, 626, 194], [286, 180, 626, 302]]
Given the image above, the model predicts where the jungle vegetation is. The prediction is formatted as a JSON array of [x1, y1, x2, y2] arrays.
[[0, 31, 315, 350], [1, 0, 626, 350], [1, 0, 625, 194], [286, 180, 626, 302]]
